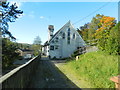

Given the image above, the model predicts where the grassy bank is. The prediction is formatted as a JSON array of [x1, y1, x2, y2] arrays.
[[56, 51, 118, 88]]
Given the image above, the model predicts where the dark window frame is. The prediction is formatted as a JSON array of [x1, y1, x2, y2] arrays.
[[73, 33, 75, 39], [67, 40, 70, 44], [50, 46, 54, 50], [62, 33, 65, 39], [67, 28, 71, 44], [55, 37, 59, 42], [55, 45, 59, 49], [52, 40, 54, 43]]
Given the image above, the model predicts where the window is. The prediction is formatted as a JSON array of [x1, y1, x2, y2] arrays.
[[68, 28, 70, 32], [62, 33, 65, 39], [73, 33, 75, 39], [56, 37, 58, 39], [55, 37, 59, 42], [67, 37, 70, 40], [68, 40, 70, 44], [68, 28, 70, 36], [68, 32, 70, 36], [52, 40, 54, 43], [50, 46, 54, 50], [67, 28, 70, 44], [55, 45, 59, 49], [60, 31, 62, 34]]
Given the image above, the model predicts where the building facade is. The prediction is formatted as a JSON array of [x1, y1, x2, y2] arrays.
[[42, 21, 86, 58]]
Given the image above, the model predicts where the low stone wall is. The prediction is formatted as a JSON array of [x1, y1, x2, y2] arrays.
[[0, 55, 41, 88], [86, 46, 98, 53]]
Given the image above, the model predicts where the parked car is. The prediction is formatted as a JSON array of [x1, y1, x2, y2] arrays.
[[24, 54, 32, 60]]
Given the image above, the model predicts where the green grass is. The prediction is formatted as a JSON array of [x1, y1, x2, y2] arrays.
[[57, 51, 118, 88]]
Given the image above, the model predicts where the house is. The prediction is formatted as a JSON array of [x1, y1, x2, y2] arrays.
[[42, 21, 86, 59], [16, 49, 34, 58]]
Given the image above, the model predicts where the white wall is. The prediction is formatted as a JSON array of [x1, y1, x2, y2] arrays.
[[48, 23, 86, 58]]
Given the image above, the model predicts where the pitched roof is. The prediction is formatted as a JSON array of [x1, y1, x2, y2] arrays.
[[44, 41, 49, 46], [49, 20, 72, 43], [19, 49, 34, 52], [43, 20, 76, 46]]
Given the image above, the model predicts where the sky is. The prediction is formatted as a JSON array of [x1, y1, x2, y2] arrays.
[[7, 0, 118, 45]]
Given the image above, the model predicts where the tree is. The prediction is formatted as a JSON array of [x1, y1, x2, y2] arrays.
[[94, 15, 116, 50], [78, 14, 104, 45], [2, 2, 23, 40], [105, 22, 120, 55], [32, 36, 42, 56], [1, 1, 23, 69], [33, 36, 42, 45], [78, 14, 118, 55], [78, 14, 116, 47], [2, 38, 20, 69], [88, 14, 104, 40], [78, 23, 89, 42]]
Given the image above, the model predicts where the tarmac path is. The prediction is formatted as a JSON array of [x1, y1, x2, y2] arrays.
[[28, 57, 80, 88]]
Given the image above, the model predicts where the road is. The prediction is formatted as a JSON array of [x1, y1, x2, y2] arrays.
[[28, 57, 80, 88]]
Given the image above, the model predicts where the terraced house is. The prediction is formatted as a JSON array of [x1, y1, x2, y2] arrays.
[[42, 21, 86, 59]]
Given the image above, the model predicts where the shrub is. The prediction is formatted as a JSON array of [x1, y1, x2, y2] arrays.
[[105, 22, 120, 55], [2, 38, 20, 69]]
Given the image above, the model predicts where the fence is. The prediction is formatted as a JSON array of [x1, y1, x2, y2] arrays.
[[0, 55, 41, 88], [86, 39, 98, 46]]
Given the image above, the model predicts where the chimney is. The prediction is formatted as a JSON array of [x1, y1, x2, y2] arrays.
[[48, 25, 54, 41]]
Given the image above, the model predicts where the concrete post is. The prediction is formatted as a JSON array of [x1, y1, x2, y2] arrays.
[[110, 75, 120, 90]]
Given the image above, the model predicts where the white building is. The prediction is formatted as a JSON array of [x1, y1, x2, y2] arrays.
[[42, 21, 86, 59]]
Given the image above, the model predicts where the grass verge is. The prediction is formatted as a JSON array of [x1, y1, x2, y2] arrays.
[[56, 51, 118, 88]]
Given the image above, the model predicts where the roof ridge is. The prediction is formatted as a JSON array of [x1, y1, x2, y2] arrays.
[[48, 20, 72, 43]]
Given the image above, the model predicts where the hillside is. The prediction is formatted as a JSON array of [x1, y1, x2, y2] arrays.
[[56, 51, 118, 88]]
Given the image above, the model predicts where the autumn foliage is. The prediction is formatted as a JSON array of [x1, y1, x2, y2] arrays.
[[95, 16, 116, 39], [78, 14, 118, 55]]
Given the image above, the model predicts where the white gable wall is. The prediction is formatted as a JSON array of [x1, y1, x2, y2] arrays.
[[49, 43, 60, 58], [47, 21, 86, 58]]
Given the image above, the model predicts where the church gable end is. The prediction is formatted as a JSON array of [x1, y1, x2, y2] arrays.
[[43, 21, 86, 59]]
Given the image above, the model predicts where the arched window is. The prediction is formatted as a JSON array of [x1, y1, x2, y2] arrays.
[[67, 37, 70, 44], [67, 28, 70, 44], [68, 28, 70, 32], [62, 33, 65, 39], [73, 33, 75, 39], [55, 37, 59, 42], [52, 40, 54, 43]]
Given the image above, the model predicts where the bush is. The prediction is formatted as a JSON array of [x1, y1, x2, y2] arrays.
[[2, 38, 20, 69], [105, 22, 120, 55]]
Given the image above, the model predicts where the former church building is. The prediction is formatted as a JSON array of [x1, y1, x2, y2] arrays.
[[42, 21, 86, 59]]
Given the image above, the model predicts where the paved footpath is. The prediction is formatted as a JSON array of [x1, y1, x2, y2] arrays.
[[28, 57, 80, 88]]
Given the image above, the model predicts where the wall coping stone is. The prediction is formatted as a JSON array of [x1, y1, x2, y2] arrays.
[[0, 56, 38, 83]]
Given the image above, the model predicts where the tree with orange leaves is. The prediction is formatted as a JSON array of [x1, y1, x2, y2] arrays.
[[94, 15, 116, 50]]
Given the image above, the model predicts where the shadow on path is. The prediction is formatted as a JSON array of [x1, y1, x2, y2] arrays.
[[28, 57, 80, 88]]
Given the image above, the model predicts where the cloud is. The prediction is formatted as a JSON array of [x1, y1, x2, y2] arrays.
[[39, 16, 50, 21], [40, 16, 45, 19], [29, 14, 35, 18], [28, 11, 35, 18]]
